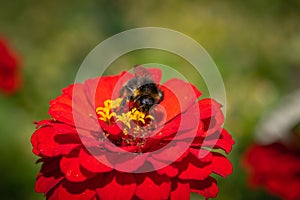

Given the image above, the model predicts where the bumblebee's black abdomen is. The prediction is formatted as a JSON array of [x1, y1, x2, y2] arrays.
[[139, 83, 158, 94], [140, 96, 155, 106]]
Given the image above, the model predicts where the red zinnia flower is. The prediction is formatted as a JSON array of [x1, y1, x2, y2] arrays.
[[243, 89, 300, 200], [0, 37, 21, 94], [31, 67, 234, 199], [243, 143, 300, 200]]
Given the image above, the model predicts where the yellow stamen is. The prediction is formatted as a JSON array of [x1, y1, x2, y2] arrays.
[[95, 98, 122, 123], [130, 108, 146, 124], [116, 112, 132, 128], [96, 98, 155, 130]]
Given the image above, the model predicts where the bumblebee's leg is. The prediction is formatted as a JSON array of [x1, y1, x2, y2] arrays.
[[157, 90, 164, 103], [118, 96, 129, 114], [137, 103, 147, 112], [131, 95, 142, 109], [119, 84, 133, 114], [119, 86, 126, 97]]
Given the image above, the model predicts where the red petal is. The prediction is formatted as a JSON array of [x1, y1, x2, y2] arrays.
[[151, 142, 189, 163], [79, 149, 112, 173], [31, 122, 81, 157], [35, 158, 64, 197], [157, 164, 179, 177], [144, 107, 201, 152], [38, 157, 61, 174], [49, 84, 75, 125], [190, 177, 219, 199], [153, 103, 201, 143], [49, 83, 101, 132], [144, 114, 181, 146], [90, 144, 148, 172], [96, 172, 136, 200], [198, 99, 225, 137], [160, 79, 201, 123], [218, 129, 235, 153], [31, 128, 39, 155], [189, 148, 213, 163], [198, 98, 222, 119], [179, 153, 212, 181], [72, 83, 102, 131], [202, 130, 234, 154], [60, 155, 95, 182], [114, 153, 148, 172], [212, 152, 233, 178], [35, 170, 64, 194], [57, 179, 98, 200], [135, 172, 171, 200], [47, 186, 59, 200], [170, 181, 190, 200], [147, 68, 162, 84], [93, 72, 133, 107], [148, 156, 180, 177], [32, 126, 60, 157]]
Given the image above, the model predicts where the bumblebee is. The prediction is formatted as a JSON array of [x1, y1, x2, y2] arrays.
[[119, 66, 164, 114]]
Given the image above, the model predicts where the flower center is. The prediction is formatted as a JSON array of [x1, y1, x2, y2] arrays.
[[96, 98, 154, 127], [95, 98, 157, 152]]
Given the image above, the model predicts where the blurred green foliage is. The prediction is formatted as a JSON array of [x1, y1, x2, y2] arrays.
[[1, 0, 299, 199]]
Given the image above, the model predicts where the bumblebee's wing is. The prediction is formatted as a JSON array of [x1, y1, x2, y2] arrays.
[[134, 65, 154, 84], [134, 65, 151, 77]]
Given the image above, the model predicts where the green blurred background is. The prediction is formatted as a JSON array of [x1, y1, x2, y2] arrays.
[[1, 0, 300, 199]]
